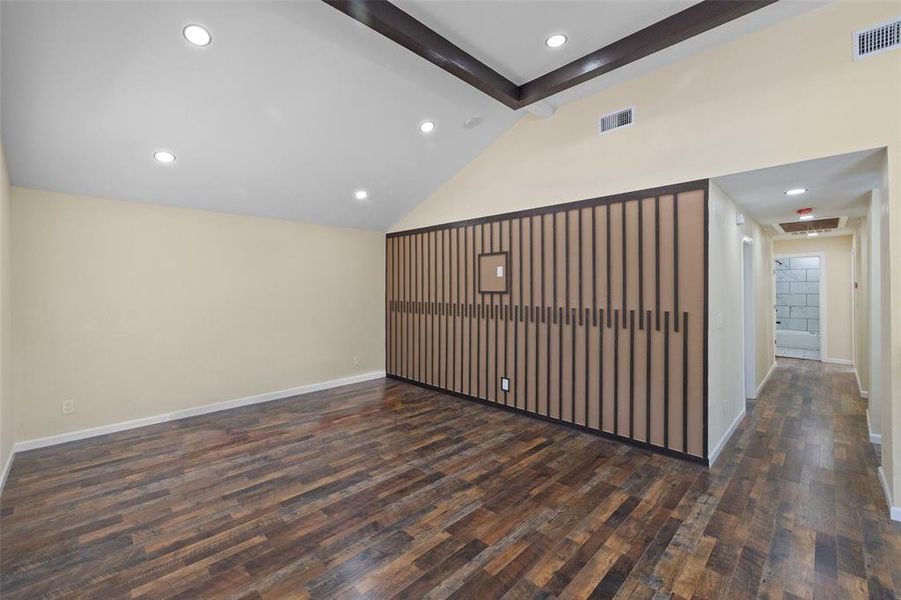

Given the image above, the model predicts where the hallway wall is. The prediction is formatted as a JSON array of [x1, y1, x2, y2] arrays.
[[853, 218, 869, 397], [874, 154, 898, 516], [0, 145, 12, 487], [774, 236, 853, 363], [708, 182, 773, 463]]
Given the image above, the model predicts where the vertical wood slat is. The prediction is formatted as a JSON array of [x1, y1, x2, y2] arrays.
[[506, 219, 513, 407], [385, 186, 706, 462]]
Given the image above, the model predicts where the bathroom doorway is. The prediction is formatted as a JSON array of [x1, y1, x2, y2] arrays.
[[775, 254, 824, 360]]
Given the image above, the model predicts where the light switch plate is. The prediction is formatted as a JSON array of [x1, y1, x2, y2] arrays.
[[501, 377, 510, 392], [496, 265, 504, 277]]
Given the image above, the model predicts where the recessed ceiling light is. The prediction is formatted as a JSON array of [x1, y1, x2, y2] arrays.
[[354, 189, 368, 201], [183, 24, 212, 47], [785, 188, 807, 196], [545, 34, 567, 48], [799, 214, 814, 221], [419, 120, 436, 134], [153, 150, 176, 164], [807, 232, 819, 237]]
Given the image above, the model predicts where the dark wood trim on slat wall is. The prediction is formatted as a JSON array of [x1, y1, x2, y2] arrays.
[[323, 1, 778, 110], [385, 181, 709, 463]]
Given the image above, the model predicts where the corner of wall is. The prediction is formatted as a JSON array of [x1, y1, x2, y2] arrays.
[[0, 142, 13, 491]]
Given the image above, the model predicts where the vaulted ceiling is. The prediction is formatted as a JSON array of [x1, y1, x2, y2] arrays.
[[1, 1, 820, 230]]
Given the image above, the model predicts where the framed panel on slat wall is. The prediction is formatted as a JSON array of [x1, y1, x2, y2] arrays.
[[385, 181, 709, 463]]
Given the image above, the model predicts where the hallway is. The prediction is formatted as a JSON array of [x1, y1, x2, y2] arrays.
[[705, 358, 901, 598], [2, 360, 900, 598]]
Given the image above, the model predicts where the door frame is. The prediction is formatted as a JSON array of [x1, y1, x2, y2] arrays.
[[741, 236, 756, 399], [774, 251, 827, 361]]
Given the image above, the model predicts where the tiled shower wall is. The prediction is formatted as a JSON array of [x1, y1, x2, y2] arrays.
[[775, 256, 820, 332]]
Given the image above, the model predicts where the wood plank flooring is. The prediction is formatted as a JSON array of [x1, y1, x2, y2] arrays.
[[2, 358, 900, 598]]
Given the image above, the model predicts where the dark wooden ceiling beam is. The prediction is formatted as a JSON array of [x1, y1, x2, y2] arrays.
[[323, 0, 779, 111], [323, 0, 521, 109], [518, 0, 780, 106]]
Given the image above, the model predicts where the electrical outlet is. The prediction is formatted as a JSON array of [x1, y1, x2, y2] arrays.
[[501, 377, 510, 392], [353, 355, 360, 367], [62, 399, 74, 415]]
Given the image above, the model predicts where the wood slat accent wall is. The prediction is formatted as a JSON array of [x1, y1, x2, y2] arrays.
[[386, 181, 709, 462]]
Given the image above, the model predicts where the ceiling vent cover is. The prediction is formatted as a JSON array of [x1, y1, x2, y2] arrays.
[[599, 107, 633, 134], [854, 18, 901, 60]]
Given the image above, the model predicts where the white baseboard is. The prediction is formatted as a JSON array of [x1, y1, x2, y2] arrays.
[[754, 361, 777, 398], [13, 370, 386, 454], [0, 449, 14, 496], [708, 407, 747, 468], [822, 357, 852, 365], [854, 369, 869, 398], [866, 409, 882, 444], [877, 466, 901, 522]]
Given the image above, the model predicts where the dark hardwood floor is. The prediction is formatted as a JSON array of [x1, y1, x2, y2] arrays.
[[2, 359, 899, 598]]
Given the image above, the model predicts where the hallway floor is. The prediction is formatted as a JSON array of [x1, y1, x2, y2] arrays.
[[2, 359, 900, 598], [703, 358, 901, 598]]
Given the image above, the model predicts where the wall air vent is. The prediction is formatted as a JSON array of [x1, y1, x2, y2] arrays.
[[772, 217, 846, 236], [854, 18, 901, 60], [599, 107, 633, 134]]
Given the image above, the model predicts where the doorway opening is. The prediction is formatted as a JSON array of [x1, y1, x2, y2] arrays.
[[775, 253, 825, 360]]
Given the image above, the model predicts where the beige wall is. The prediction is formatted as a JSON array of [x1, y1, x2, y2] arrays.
[[391, 0, 901, 503], [877, 149, 898, 509], [744, 218, 776, 391], [853, 218, 869, 395], [708, 182, 774, 462], [12, 187, 385, 442], [0, 145, 12, 481], [774, 235, 854, 363]]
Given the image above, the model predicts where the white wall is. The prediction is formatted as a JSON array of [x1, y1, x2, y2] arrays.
[[862, 139, 899, 517], [0, 145, 12, 485], [869, 191, 882, 437], [853, 216, 869, 397], [708, 181, 774, 464], [11, 188, 386, 443], [708, 183, 746, 462], [875, 150, 898, 512]]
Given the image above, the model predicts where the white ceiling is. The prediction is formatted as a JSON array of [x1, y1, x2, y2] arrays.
[[396, 0, 700, 84], [1, 1, 823, 231], [713, 149, 884, 234], [0, 1, 522, 230]]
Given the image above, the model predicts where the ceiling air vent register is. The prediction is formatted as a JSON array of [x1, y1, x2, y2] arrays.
[[599, 107, 634, 135], [854, 18, 901, 60]]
